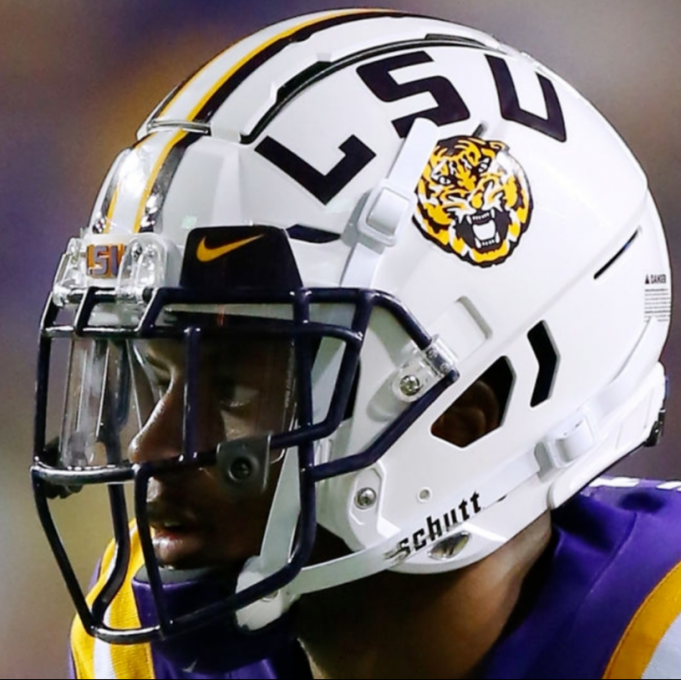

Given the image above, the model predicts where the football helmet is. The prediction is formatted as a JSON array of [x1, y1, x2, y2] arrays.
[[33, 8, 671, 651]]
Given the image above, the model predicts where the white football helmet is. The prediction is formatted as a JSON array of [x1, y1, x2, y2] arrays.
[[34, 9, 670, 644]]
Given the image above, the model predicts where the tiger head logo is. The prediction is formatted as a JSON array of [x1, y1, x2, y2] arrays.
[[414, 136, 533, 267]]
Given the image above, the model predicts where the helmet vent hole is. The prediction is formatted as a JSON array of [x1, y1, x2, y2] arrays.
[[528, 322, 559, 407], [594, 229, 640, 280], [431, 357, 514, 448]]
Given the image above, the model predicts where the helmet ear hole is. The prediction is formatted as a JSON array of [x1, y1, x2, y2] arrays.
[[431, 357, 514, 448]]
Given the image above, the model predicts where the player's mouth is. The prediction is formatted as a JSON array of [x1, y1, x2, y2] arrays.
[[148, 506, 210, 568]]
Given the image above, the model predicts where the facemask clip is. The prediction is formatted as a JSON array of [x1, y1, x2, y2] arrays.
[[392, 337, 459, 403]]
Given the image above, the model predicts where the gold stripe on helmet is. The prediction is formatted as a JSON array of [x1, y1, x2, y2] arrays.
[[133, 9, 398, 234], [158, 8, 388, 121]]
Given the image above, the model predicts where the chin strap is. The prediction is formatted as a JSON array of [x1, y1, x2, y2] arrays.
[[341, 118, 440, 288], [235, 445, 541, 632], [234, 326, 668, 632]]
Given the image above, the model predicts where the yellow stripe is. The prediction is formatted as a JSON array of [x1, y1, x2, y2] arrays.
[[102, 183, 122, 235], [71, 539, 115, 678], [158, 9, 380, 122], [603, 559, 681, 679], [70, 524, 153, 679], [134, 11, 368, 235], [107, 525, 154, 679], [132, 130, 188, 234], [132, 10, 391, 235]]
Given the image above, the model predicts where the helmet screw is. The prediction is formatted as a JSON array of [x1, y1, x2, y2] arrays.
[[399, 375, 422, 397], [229, 457, 254, 482], [355, 487, 377, 509]]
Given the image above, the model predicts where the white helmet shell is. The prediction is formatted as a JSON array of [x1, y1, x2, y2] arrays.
[[67, 9, 670, 617]]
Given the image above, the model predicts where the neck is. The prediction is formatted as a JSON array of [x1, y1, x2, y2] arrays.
[[297, 515, 551, 680]]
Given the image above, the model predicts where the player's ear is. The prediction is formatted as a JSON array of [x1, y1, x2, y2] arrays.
[[431, 379, 500, 448]]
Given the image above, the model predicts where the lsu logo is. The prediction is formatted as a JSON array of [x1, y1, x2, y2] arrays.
[[86, 244, 125, 278], [414, 136, 533, 267]]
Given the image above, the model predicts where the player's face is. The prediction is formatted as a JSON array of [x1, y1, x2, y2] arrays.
[[127, 335, 294, 570]]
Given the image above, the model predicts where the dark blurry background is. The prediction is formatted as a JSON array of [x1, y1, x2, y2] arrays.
[[1, 1, 679, 676]]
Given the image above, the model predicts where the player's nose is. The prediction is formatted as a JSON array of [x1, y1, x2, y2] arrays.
[[128, 376, 226, 464]]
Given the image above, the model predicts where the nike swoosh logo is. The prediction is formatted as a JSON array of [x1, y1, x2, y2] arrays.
[[196, 234, 265, 262]]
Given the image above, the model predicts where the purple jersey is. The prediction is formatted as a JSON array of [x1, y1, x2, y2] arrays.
[[71, 479, 681, 678], [481, 478, 681, 679]]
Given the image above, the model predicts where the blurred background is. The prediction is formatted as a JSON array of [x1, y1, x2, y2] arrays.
[[0, 1, 679, 676]]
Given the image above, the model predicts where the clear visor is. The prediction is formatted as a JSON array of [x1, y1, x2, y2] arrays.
[[58, 335, 297, 469]]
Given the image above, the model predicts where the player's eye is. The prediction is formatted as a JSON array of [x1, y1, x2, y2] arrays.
[[134, 351, 173, 398], [219, 385, 258, 412]]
